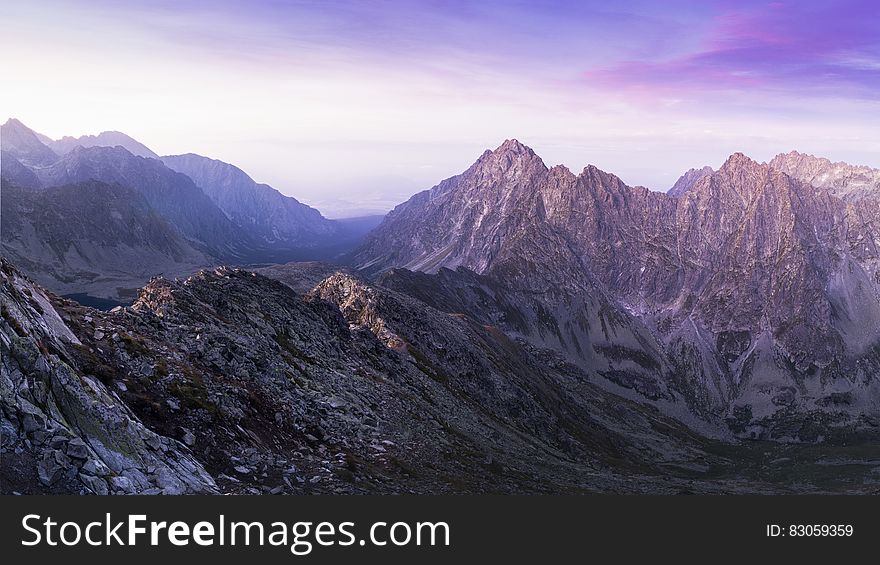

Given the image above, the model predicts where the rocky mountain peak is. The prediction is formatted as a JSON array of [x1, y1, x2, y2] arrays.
[[4, 117, 27, 129], [0, 117, 58, 166], [769, 150, 880, 199], [668, 165, 714, 197], [66, 143, 136, 160], [2, 118, 39, 136], [48, 130, 159, 159], [473, 139, 547, 177], [772, 150, 831, 166], [719, 151, 763, 173], [577, 163, 629, 188], [495, 138, 535, 156], [693, 151, 781, 205]]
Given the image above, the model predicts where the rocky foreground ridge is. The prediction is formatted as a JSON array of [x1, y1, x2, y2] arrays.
[[7, 258, 879, 494]]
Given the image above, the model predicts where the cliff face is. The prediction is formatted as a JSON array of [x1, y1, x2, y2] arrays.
[[671, 154, 853, 360], [0, 259, 217, 494], [355, 141, 880, 439], [770, 150, 880, 294]]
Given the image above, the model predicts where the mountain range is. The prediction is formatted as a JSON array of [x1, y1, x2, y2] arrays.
[[1, 118, 381, 302], [44, 130, 160, 159], [2, 129, 879, 494], [355, 140, 880, 440], [160, 153, 336, 248]]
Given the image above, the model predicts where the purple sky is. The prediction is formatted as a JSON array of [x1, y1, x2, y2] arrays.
[[3, 0, 879, 216], [585, 1, 880, 96]]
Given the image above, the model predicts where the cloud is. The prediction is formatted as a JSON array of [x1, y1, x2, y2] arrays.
[[582, 1, 880, 98], [5, 0, 879, 207]]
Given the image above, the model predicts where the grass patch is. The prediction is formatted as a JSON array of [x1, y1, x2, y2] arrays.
[[121, 333, 149, 356], [168, 380, 215, 412], [389, 456, 419, 477], [168, 366, 217, 414], [69, 344, 116, 385]]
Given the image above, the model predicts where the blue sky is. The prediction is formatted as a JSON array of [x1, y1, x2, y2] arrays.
[[3, 0, 879, 216]]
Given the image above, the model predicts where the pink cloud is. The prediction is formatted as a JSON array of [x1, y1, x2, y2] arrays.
[[582, 1, 880, 98]]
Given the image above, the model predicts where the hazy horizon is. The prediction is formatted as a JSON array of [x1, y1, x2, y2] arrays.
[[4, 0, 879, 216]]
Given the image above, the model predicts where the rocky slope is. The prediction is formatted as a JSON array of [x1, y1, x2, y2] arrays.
[[2, 257, 761, 494], [1, 258, 216, 494], [355, 141, 880, 440], [5, 258, 878, 494]]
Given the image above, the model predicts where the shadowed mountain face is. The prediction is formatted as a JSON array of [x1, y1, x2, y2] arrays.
[[1, 118, 58, 167], [355, 141, 880, 440], [33, 145, 250, 260], [1, 119, 384, 302], [46, 131, 160, 159], [1, 179, 210, 301], [161, 153, 337, 247], [0, 122, 230, 301]]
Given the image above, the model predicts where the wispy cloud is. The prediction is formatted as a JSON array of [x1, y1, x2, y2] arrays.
[[582, 1, 880, 98], [4, 0, 879, 209]]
